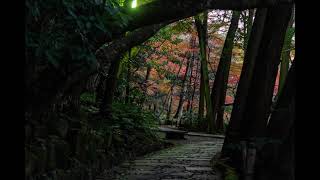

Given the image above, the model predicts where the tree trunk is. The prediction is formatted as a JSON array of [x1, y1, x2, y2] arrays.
[[256, 60, 295, 180], [195, 11, 215, 133], [278, 8, 294, 97], [99, 56, 122, 116], [125, 49, 132, 104], [142, 65, 152, 107], [244, 9, 254, 51], [174, 55, 193, 122], [241, 4, 293, 139], [166, 96, 173, 124], [221, 8, 267, 172], [211, 11, 240, 133], [198, 65, 205, 120], [188, 55, 199, 112], [221, 8, 268, 161], [95, 73, 106, 105], [185, 36, 197, 114], [222, 4, 293, 174]]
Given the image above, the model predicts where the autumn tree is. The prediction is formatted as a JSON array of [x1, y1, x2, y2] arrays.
[[173, 53, 193, 123], [210, 11, 240, 133]]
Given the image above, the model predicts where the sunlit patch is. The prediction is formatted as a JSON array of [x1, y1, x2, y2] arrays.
[[132, 0, 137, 8]]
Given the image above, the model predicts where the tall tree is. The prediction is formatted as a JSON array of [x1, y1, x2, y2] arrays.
[[187, 51, 199, 112], [257, 60, 295, 180], [174, 53, 193, 123], [195, 11, 216, 133], [166, 96, 173, 121], [210, 11, 240, 133], [243, 9, 255, 51], [221, 8, 268, 172], [198, 65, 205, 120], [142, 65, 152, 107], [222, 4, 293, 174], [278, 7, 294, 97], [99, 57, 122, 116], [125, 49, 132, 104], [240, 4, 292, 139]]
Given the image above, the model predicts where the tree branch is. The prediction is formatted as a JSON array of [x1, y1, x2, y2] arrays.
[[110, 0, 293, 37], [96, 22, 169, 72], [62, 22, 169, 94]]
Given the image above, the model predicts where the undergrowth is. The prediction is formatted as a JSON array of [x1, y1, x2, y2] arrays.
[[79, 100, 172, 167]]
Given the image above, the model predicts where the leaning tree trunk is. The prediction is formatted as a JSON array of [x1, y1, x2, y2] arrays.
[[142, 65, 152, 107], [166, 96, 173, 124], [174, 55, 193, 123], [95, 72, 107, 105], [125, 49, 132, 104], [198, 66, 205, 120], [256, 59, 295, 180], [243, 9, 254, 51], [195, 11, 215, 133], [222, 4, 293, 175], [221, 8, 267, 162], [211, 11, 240, 133], [99, 56, 122, 116], [240, 4, 293, 140], [278, 8, 294, 97]]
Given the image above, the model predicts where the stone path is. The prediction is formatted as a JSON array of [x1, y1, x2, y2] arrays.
[[99, 136, 224, 180]]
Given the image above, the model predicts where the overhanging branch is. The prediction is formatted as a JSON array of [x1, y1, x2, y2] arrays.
[[109, 0, 293, 37]]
